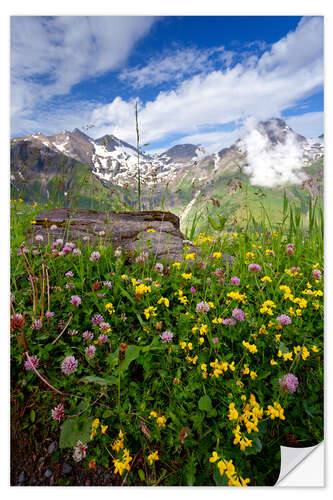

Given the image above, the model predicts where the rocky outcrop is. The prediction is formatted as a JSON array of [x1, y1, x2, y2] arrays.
[[26, 209, 194, 262], [26, 209, 234, 267]]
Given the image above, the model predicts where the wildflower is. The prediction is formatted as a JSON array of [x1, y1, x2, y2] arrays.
[[242, 341, 258, 354], [155, 263, 164, 273], [213, 252, 222, 259], [222, 318, 236, 326], [276, 314, 292, 326], [68, 329, 78, 336], [144, 306, 157, 319], [73, 441, 88, 462], [72, 248, 81, 256], [266, 402, 285, 420], [70, 295, 81, 306], [65, 271, 74, 278], [156, 416, 167, 428], [230, 277, 240, 285], [98, 231, 105, 236], [101, 425, 108, 434], [99, 322, 111, 332], [105, 302, 115, 314], [85, 345, 96, 358], [102, 281, 112, 289], [31, 319, 42, 330], [279, 373, 299, 393], [83, 330, 94, 340], [51, 403, 65, 422], [185, 252, 196, 261], [61, 355, 78, 375], [196, 301, 210, 313], [35, 234, 44, 242], [260, 300, 276, 315], [226, 291, 247, 304], [89, 459, 96, 469], [98, 334, 108, 344], [157, 297, 169, 307], [147, 228, 155, 233], [89, 251, 100, 262], [121, 313, 127, 322], [228, 403, 239, 420], [181, 272, 192, 280], [160, 331, 174, 343], [114, 248, 122, 257], [261, 276, 272, 283], [190, 286, 196, 294], [248, 263, 262, 272], [65, 282, 75, 290], [286, 243, 295, 255], [92, 314, 104, 326], [50, 224, 57, 230], [147, 451, 159, 466], [24, 355, 39, 371], [232, 308, 245, 321], [312, 269, 322, 280], [135, 252, 148, 263]]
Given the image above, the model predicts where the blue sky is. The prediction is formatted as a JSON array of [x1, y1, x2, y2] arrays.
[[11, 16, 324, 153]]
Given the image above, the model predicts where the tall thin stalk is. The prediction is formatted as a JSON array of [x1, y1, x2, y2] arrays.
[[135, 102, 141, 211]]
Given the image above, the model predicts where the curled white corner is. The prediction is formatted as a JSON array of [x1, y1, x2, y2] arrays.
[[276, 441, 324, 486]]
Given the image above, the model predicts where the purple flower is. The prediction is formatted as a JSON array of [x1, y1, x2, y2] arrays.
[[65, 271, 74, 278], [212, 337, 219, 344], [102, 281, 112, 289], [196, 301, 210, 313], [114, 248, 122, 257], [312, 269, 322, 280], [248, 263, 262, 272], [73, 441, 88, 462], [230, 277, 240, 286], [70, 295, 81, 306], [65, 282, 75, 290], [32, 249, 40, 256], [73, 248, 81, 257], [190, 286, 196, 294], [279, 373, 299, 393], [160, 331, 174, 343], [232, 308, 245, 321], [222, 318, 236, 326], [55, 238, 63, 247], [61, 355, 78, 375], [24, 355, 39, 371], [82, 331, 94, 340], [155, 263, 164, 273], [50, 224, 58, 231], [35, 234, 44, 241], [92, 314, 104, 326], [90, 251, 100, 262], [51, 403, 65, 422], [276, 314, 292, 326], [85, 345, 96, 358], [99, 322, 110, 332], [31, 319, 43, 330], [62, 245, 72, 254], [45, 311, 55, 319], [68, 329, 78, 336], [98, 334, 108, 344], [121, 313, 127, 322], [286, 243, 295, 255]]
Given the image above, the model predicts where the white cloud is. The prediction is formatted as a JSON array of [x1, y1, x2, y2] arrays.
[[89, 16, 323, 147], [119, 46, 234, 88], [242, 118, 307, 187], [11, 16, 156, 133], [285, 111, 324, 138]]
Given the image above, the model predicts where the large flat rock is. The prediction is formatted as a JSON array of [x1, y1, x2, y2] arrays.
[[26, 209, 196, 262]]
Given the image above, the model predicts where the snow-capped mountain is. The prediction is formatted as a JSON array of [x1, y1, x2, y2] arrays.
[[10, 118, 324, 192]]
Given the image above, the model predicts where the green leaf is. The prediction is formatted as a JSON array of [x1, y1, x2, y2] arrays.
[[184, 454, 196, 486], [213, 469, 229, 486], [138, 469, 145, 482], [119, 345, 141, 373], [79, 375, 118, 385], [59, 416, 94, 448], [30, 409, 36, 423], [198, 394, 213, 412]]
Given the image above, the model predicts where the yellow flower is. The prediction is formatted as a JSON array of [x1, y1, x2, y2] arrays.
[[185, 252, 196, 260], [181, 272, 192, 280], [172, 262, 181, 269], [157, 297, 169, 307], [209, 451, 220, 463], [261, 276, 272, 283], [156, 415, 166, 428], [147, 451, 159, 465], [147, 228, 155, 233], [250, 371, 257, 380], [213, 252, 222, 259], [228, 402, 239, 420], [199, 337, 204, 345], [266, 402, 285, 420], [270, 359, 277, 365], [242, 341, 258, 354], [92, 418, 100, 429], [311, 345, 319, 353], [105, 302, 115, 314], [101, 425, 108, 434], [149, 411, 158, 419], [200, 324, 208, 335], [31, 220, 37, 224], [144, 306, 157, 319], [226, 291, 247, 304]]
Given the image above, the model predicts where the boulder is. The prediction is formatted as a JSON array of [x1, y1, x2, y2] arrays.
[[26, 208, 234, 267]]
